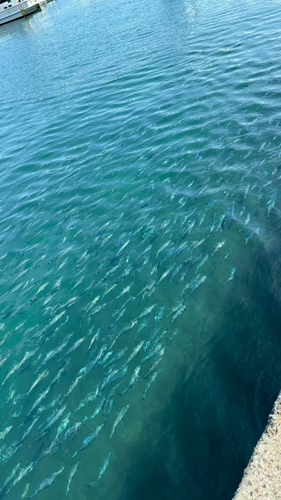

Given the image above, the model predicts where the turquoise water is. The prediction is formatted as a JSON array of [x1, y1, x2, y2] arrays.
[[1, 0, 281, 498]]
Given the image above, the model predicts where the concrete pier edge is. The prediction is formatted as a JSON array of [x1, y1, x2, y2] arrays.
[[233, 392, 281, 499]]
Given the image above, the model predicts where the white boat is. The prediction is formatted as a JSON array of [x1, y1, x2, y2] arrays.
[[0, 0, 41, 26]]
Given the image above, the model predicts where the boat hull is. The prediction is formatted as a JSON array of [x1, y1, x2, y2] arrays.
[[0, 0, 40, 25]]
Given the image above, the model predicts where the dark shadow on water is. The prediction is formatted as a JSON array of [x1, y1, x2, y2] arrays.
[[123, 228, 281, 500]]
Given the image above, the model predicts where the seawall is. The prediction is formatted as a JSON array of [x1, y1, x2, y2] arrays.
[[233, 391, 281, 499]]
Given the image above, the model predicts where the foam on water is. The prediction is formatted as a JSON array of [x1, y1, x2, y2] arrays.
[[1, 0, 281, 498]]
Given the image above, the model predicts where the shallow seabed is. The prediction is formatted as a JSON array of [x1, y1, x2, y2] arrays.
[[1, 0, 281, 499]]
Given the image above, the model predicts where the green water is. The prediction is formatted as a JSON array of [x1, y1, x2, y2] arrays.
[[1, 0, 281, 498]]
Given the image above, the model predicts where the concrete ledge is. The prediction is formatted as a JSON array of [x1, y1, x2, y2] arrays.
[[234, 392, 281, 499]]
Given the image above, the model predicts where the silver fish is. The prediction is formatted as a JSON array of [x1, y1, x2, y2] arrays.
[[172, 304, 188, 322], [88, 329, 100, 350], [83, 399, 104, 424], [27, 369, 49, 395], [55, 412, 71, 440], [40, 404, 67, 434], [72, 424, 103, 457], [61, 376, 83, 402], [110, 404, 130, 438], [266, 190, 278, 217], [223, 268, 236, 286], [143, 369, 161, 399], [212, 239, 226, 256], [196, 254, 209, 272], [245, 226, 260, 245], [190, 275, 206, 294], [75, 387, 99, 412], [87, 452, 112, 487], [143, 357, 163, 380], [37, 337, 72, 371], [239, 214, 250, 232], [125, 341, 145, 366], [66, 462, 79, 495], [59, 337, 85, 360], [156, 265, 174, 286], [63, 421, 83, 442], [15, 416, 39, 448], [26, 386, 51, 418], [120, 366, 141, 395], [156, 240, 171, 259], [0, 426, 12, 440], [137, 304, 157, 321], [7, 462, 34, 493], [141, 343, 162, 364], [31, 466, 64, 498]]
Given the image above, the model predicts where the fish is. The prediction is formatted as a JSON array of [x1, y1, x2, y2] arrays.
[[63, 421, 83, 442], [48, 311, 66, 329], [83, 296, 100, 315], [88, 329, 100, 350], [36, 336, 72, 372], [31, 466, 64, 498], [110, 404, 130, 438], [75, 387, 99, 412], [113, 284, 133, 302], [156, 240, 171, 259], [120, 366, 141, 395], [266, 190, 278, 217], [116, 239, 130, 256], [98, 370, 119, 396], [156, 265, 174, 286], [55, 412, 71, 440], [141, 343, 162, 364], [125, 341, 145, 366], [0, 351, 11, 368], [0, 426, 12, 440], [66, 462, 79, 495], [190, 275, 207, 294], [212, 239, 226, 256], [143, 369, 161, 399], [171, 302, 188, 321], [137, 304, 157, 321], [103, 397, 114, 420], [154, 306, 165, 323], [27, 370, 49, 395], [83, 399, 104, 423], [143, 357, 163, 380], [84, 344, 108, 373], [40, 404, 67, 434], [86, 452, 112, 487], [61, 375, 83, 402], [30, 282, 50, 304], [26, 385, 51, 419], [137, 320, 148, 334], [14, 416, 39, 448], [6, 462, 34, 494], [102, 283, 117, 299], [181, 220, 195, 239], [239, 214, 250, 232], [0, 463, 20, 495], [55, 297, 79, 314], [245, 226, 260, 245], [196, 254, 209, 272], [72, 424, 103, 457], [2, 350, 36, 386], [21, 483, 30, 498], [244, 183, 250, 198], [223, 268, 236, 286], [58, 337, 85, 360]]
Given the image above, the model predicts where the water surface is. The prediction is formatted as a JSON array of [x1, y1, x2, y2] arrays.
[[1, 0, 281, 499]]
